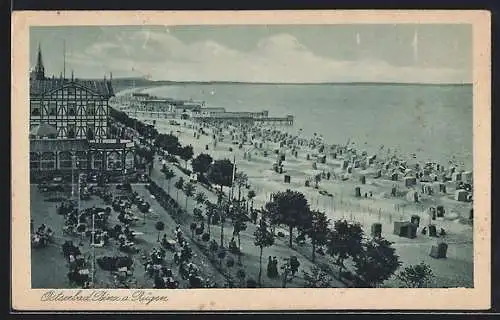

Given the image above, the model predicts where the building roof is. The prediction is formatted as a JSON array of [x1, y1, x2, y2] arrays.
[[201, 107, 226, 112], [144, 99, 172, 103], [30, 139, 90, 153], [30, 78, 114, 98]]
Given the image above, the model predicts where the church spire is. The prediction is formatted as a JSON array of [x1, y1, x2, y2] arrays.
[[34, 43, 45, 80]]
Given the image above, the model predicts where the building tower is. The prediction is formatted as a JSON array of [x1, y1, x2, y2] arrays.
[[33, 44, 45, 80]]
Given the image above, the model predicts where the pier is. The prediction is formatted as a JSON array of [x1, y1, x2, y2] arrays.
[[193, 114, 294, 126], [122, 109, 294, 126]]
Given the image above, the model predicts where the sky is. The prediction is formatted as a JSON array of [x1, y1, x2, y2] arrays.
[[30, 25, 472, 84]]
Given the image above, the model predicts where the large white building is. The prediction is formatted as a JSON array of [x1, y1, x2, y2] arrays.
[[29, 44, 135, 179]]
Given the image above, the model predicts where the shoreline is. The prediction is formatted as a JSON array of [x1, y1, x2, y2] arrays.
[[147, 116, 473, 288], [113, 86, 472, 174], [108, 91, 474, 287]]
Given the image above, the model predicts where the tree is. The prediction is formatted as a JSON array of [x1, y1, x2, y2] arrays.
[[192, 153, 213, 175], [353, 237, 401, 288], [206, 159, 234, 201], [163, 168, 175, 195], [205, 202, 217, 236], [232, 211, 247, 256], [174, 177, 184, 203], [183, 182, 196, 211], [179, 145, 194, 170], [303, 210, 330, 262], [254, 219, 275, 287], [155, 133, 180, 155], [264, 189, 311, 248], [302, 266, 333, 288], [155, 221, 165, 242], [234, 172, 248, 203], [326, 220, 364, 276], [247, 190, 256, 214], [195, 192, 207, 207], [396, 262, 434, 288]]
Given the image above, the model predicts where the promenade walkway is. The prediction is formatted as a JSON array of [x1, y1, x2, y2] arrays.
[[149, 157, 346, 288]]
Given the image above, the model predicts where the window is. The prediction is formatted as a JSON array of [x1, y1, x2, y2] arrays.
[[48, 102, 57, 116], [68, 103, 76, 116], [86, 124, 95, 140], [41, 152, 56, 170], [31, 102, 41, 116], [59, 152, 73, 169], [67, 124, 76, 138], [92, 152, 103, 170], [125, 152, 135, 169], [86, 103, 95, 116], [107, 152, 122, 170], [76, 151, 88, 169], [30, 152, 40, 170]]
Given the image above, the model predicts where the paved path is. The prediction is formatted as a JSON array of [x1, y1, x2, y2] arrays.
[[150, 157, 346, 288]]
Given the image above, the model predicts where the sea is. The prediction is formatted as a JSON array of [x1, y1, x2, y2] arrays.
[[141, 83, 473, 170]]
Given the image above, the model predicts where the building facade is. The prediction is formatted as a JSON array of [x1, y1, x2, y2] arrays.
[[140, 98, 175, 112], [29, 45, 135, 179]]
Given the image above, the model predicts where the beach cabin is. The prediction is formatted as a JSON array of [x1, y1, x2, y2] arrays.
[[404, 168, 414, 177], [439, 183, 447, 193], [360, 175, 366, 185], [367, 155, 376, 165], [462, 171, 473, 183], [404, 176, 417, 187], [410, 215, 421, 227], [393, 221, 417, 239], [318, 154, 326, 164], [454, 189, 469, 202], [406, 190, 419, 203], [354, 186, 361, 197], [342, 160, 349, 170], [452, 171, 462, 182], [430, 242, 448, 259], [422, 183, 435, 196], [391, 172, 399, 181], [371, 223, 382, 238], [436, 205, 445, 218]]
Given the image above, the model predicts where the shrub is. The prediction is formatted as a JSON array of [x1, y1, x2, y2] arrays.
[[202, 233, 210, 242], [165, 154, 179, 163], [226, 257, 235, 268], [246, 278, 257, 288], [236, 269, 246, 280]]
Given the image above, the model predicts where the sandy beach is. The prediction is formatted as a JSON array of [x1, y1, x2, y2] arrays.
[[128, 110, 473, 288]]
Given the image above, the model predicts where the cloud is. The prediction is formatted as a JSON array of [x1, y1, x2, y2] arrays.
[[66, 31, 470, 84]]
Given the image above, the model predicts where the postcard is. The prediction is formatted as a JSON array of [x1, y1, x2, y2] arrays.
[[11, 10, 491, 311]]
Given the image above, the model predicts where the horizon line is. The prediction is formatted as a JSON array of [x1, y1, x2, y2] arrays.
[[103, 78, 471, 86]]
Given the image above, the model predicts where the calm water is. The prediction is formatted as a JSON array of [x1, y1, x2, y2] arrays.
[[143, 83, 473, 169]]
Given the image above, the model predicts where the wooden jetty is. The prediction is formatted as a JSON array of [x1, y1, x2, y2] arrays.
[[123, 109, 294, 126], [193, 114, 294, 126]]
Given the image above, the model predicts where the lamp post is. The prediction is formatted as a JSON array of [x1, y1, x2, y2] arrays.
[[91, 211, 96, 287], [71, 154, 76, 198]]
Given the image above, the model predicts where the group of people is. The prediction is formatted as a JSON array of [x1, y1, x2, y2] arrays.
[[267, 256, 279, 278], [31, 221, 54, 248]]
